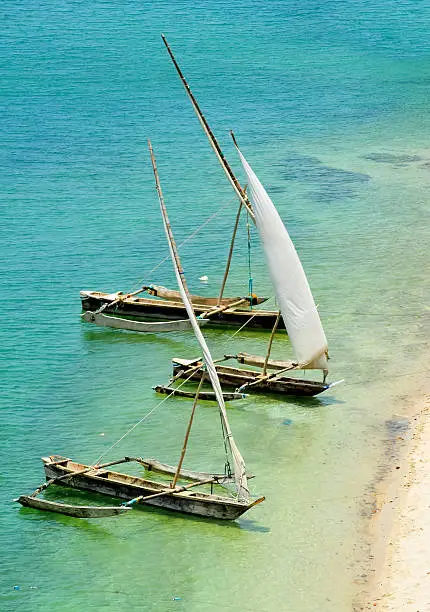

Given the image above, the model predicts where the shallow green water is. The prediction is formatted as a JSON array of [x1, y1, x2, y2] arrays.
[[1, 1, 429, 610]]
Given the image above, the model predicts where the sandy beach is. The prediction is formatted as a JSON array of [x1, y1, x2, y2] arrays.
[[366, 383, 430, 611]]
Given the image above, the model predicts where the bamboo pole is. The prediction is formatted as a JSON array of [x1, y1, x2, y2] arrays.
[[148, 139, 192, 303], [262, 310, 281, 376], [161, 35, 255, 222], [217, 201, 243, 306], [171, 373, 205, 489], [237, 363, 298, 392], [169, 354, 234, 384], [170, 362, 203, 383], [124, 477, 217, 506], [201, 297, 248, 319], [87, 286, 148, 316]]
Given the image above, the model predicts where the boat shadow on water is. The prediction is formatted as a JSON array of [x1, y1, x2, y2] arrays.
[[289, 392, 345, 408], [224, 388, 345, 409], [81, 327, 187, 350], [128, 502, 270, 533], [17, 503, 115, 538]]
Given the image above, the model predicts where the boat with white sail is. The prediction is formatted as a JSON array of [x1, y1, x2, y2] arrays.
[[158, 37, 340, 397]]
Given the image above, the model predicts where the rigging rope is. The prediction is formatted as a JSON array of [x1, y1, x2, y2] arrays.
[[129, 199, 234, 293], [219, 412, 232, 478], [93, 367, 204, 466], [246, 210, 253, 310]]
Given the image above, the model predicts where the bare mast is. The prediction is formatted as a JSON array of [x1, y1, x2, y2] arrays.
[[161, 34, 255, 222], [148, 139, 192, 304]]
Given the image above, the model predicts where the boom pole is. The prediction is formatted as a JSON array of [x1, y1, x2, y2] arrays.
[[161, 34, 255, 222]]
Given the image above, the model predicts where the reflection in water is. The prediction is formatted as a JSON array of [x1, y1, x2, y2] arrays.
[[81, 326, 186, 349]]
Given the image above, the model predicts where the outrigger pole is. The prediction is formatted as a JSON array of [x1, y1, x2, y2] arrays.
[[217, 202, 243, 306], [262, 311, 281, 376], [171, 373, 205, 489]]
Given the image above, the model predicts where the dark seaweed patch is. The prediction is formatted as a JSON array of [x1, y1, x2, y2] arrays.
[[278, 152, 370, 203], [266, 184, 285, 194], [362, 152, 423, 165], [308, 186, 357, 203]]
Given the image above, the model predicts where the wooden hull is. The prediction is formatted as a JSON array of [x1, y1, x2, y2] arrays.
[[153, 385, 246, 401], [172, 360, 329, 397], [41, 457, 258, 520], [80, 291, 285, 330]]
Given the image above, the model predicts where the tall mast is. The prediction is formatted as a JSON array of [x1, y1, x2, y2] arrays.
[[148, 139, 192, 304], [161, 34, 255, 222], [171, 373, 205, 489]]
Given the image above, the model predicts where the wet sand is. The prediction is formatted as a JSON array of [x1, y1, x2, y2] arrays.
[[366, 387, 430, 610]]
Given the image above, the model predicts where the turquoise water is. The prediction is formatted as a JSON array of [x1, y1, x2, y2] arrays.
[[1, 1, 429, 610]]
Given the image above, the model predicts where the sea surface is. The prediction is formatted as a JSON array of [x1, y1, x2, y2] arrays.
[[1, 1, 429, 610]]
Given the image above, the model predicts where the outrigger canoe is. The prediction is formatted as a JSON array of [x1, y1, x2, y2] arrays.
[[171, 357, 331, 397], [34, 456, 263, 520], [80, 290, 284, 331]]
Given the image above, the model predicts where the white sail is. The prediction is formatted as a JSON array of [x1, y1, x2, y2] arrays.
[[161, 214, 249, 502], [236, 147, 328, 370]]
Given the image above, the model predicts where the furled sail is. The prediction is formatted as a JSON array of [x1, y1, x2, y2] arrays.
[[235, 144, 328, 371], [161, 212, 249, 501], [150, 148, 249, 501], [161, 35, 255, 221]]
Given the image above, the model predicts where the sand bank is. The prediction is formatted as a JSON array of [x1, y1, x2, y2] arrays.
[[367, 388, 430, 611]]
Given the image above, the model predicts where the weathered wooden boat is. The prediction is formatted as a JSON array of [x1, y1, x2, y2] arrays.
[[80, 53, 271, 336], [153, 384, 246, 401], [171, 358, 330, 397], [17, 142, 264, 521], [35, 456, 262, 520], [80, 290, 282, 331], [158, 37, 340, 398]]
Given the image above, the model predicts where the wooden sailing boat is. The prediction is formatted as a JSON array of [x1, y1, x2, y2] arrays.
[[159, 37, 340, 398], [81, 143, 213, 334], [80, 109, 270, 332], [81, 291, 278, 331], [16, 142, 264, 520], [167, 141, 335, 397]]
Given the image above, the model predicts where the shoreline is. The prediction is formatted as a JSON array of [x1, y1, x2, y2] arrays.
[[364, 383, 430, 610]]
